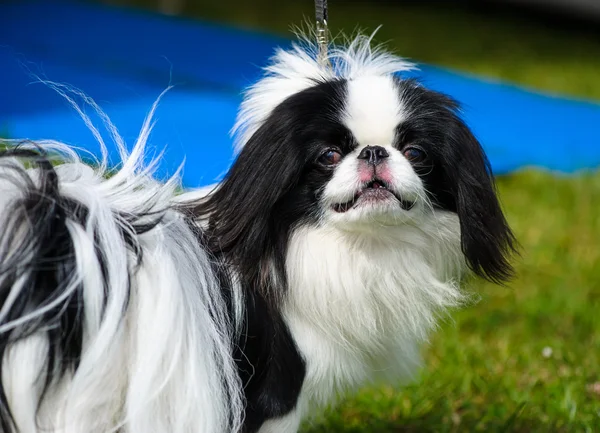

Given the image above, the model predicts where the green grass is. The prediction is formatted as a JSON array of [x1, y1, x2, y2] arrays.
[[39, 1, 600, 430]]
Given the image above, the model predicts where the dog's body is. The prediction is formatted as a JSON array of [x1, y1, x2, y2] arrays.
[[0, 36, 514, 433]]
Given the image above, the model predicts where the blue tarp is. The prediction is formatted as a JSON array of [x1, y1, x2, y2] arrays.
[[2, 0, 599, 187]]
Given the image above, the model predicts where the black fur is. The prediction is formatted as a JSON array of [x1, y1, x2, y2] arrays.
[[189, 224, 307, 433], [233, 291, 306, 433], [395, 78, 517, 282], [190, 80, 349, 431], [194, 79, 349, 303]]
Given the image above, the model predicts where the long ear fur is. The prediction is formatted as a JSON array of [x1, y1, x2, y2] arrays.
[[188, 113, 304, 299], [445, 114, 517, 283]]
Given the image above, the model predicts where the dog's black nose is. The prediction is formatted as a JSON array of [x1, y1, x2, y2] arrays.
[[357, 146, 389, 165]]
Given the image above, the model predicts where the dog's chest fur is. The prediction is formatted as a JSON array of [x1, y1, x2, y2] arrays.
[[279, 219, 464, 416]]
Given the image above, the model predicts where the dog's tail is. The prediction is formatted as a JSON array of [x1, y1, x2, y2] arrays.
[[0, 85, 243, 433]]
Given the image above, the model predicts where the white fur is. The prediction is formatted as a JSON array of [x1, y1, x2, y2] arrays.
[[0, 87, 244, 433], [232, 32, 416, 153], [344, 75, 405, 146], [282, 214, 466, 426], [2, 336, 49, 432]]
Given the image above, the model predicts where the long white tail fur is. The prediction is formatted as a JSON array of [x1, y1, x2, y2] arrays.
[[0, 85, 243, 433]]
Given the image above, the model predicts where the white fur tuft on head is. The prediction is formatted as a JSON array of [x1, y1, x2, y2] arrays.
[[231, 30, 417, 153]]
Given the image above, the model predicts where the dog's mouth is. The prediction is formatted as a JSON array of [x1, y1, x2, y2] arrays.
[[332, 180, 415, 213]]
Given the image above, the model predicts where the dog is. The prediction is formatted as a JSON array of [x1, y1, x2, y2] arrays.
[[0, 34, 515, 433]]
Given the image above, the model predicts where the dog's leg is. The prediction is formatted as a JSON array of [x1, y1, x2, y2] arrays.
[[257, 408, 303, 433]]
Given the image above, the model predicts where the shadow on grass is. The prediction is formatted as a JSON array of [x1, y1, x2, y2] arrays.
[[302, 405, 571, 433]]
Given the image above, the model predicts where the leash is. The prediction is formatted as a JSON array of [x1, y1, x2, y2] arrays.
[[314, 0, 331, 68]]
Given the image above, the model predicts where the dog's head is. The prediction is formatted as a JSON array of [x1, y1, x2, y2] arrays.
[[195, 35, 515, 295]]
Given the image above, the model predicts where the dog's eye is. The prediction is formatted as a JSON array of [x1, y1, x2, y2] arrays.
[[318, 149, 342, 166], [403, 146, 426, 162]]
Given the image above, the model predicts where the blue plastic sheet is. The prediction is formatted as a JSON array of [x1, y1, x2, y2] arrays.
[[2, 0, 599, 187]]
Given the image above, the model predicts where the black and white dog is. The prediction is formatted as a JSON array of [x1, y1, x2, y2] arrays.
[[0, 35, 515, 433]]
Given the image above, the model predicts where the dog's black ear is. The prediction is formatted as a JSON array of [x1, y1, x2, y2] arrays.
[[445, 115, 517, 284], [187, 80, 347, 296], [190, 110, 305, 290]]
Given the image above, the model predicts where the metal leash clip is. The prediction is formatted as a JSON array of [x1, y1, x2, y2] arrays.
[[314, 0, 331, 69]]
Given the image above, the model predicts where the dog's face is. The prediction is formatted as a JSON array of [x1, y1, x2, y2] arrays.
[[298, 75, 446, 229], [201, 69, 514, 289]]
